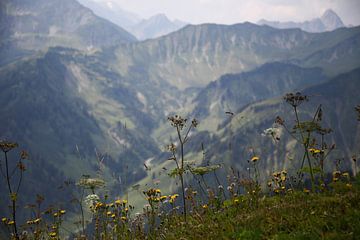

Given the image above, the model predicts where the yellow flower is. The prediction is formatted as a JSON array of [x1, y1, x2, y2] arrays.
[[7, 221, 15, 225], [155, 189, 161, 193], [346, 183, 352, 188], [106, 211, 112, 216], [53, 213, 58, 217], [121, 216, 127, 221], [49, 232, 57, 237], [160, 196, 167, 201], [115, 199, 122, 205], [34, 218, 41, 224], [170, 194, 179, 200], [303, 189, 310, 194], [124, 207, 129, 212], [202, 204, 208, 209], [26, 220, 34, 225], [111, 214, 116, 218], [60, 210, 66, 215], [251, 156, 260, 163], [1, 218, 7, 223], [342, 172, 350, 178], [123, 200, 128, 205], [234, 199, 239, 204]]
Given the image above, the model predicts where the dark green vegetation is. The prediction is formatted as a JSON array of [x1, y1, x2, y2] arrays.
[[161, 185, 360, 239], [0, 0, 360, 238]]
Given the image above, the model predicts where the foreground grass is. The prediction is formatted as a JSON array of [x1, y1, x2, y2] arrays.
[[159, 184, 360, 239]]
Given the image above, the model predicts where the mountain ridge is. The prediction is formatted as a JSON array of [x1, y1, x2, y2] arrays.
[[258, 9, 346, 33]]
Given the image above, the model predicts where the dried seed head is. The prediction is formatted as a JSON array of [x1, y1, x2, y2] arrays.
[[0, 141, 18, 153], [275, 116, 285, 126], [284, 92, 308, 108], [168, 115, 187, 130]]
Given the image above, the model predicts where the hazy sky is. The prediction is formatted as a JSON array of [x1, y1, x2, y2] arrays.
[[95, 0, 360, 26]]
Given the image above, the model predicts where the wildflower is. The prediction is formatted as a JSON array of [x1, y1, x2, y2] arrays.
[[342, 172, 350, 178], [49, 232, 57, 237], [77, 177, 105, 190], [123, 199, 128, 205], [168, 115, 187, 130], [303, 189, 310, 194], [251, 156, 260, 163], [1, 217, 7, 223], [202, 204, 208, 209], [53, 213, 58, 217], [262, 127, 278, 139], [84, 194, 100, 210], [0, 141, 18, 153], [234, 199, 239, 204], [106, 211, 112, 216], [59, 210, 66, 215], [111, 214, 116, 218], [332, 171, 341, 179], [7, 221, 15, 225], [155, 189, 161, 193], [191, 119, 199, 127], [121, 216, 127, 221], [170, 194, 179, 200], [26, 220, 33, 225], [284, 92, 308, 108], [160, 196, 167, 202], [34, 218, 41, 224], [115, 199, 122, 205], [355, 105, 360, 121], [20, 150, 29, 159], [275, 116, 285, 125], [346, 183, 352, 188], [166, 143, 177, 153]]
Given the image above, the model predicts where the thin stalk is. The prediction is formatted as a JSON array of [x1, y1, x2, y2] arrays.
[[294, 107, 315, 190], [176, 126, 187, 222], [4, 152, 19, 239]]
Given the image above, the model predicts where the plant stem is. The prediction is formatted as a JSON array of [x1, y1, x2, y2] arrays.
[[4, 152, 19, 239], [294, 107, 315, 190]]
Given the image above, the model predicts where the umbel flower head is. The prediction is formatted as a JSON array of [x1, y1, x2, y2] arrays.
[[0, 140, 18, 153], [77, 177, 105, 191], [84, 194, 100, 211], [355, 105, 360, 121], [168, 115, 187, 130], [284, 92, 308, 108]]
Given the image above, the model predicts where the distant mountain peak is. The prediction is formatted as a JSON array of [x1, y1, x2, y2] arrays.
[[320, 9, 344, 31], [132, 13, 187, 40], [322, 9, 337, 17], [257, 9, 345, 32]]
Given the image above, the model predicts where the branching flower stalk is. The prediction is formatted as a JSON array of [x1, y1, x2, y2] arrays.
[[167, 115, 198, 222], [0, 141, 27, 240], [282, 93, 316, 190]]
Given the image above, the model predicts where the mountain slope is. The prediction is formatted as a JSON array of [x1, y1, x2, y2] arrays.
[[77, 0, 141, 30], [113, 23, 360, 89], [206, 67, 360, 177], [0, 47, 163, 218], [192, 62, 326, 130], [0, 0, 136, 65]]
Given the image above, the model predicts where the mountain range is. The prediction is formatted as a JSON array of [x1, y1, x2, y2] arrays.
[[258, 9, 345, 32], [77, 0, 188, 40], [0, 0, 359, 231]]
